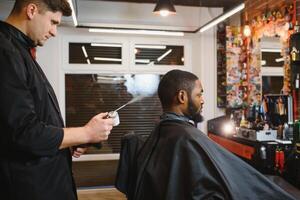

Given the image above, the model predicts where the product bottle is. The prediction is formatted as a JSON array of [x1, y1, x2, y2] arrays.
[[296, 74, 300, 89], [293, 120, 300, 144]]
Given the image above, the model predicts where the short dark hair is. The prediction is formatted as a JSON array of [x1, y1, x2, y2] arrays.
[[12, 0, 72, 16], [158, 70, 199, 109]]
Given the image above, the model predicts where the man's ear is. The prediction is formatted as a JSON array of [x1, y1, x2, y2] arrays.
[[177, 90, 187, 104], [26, 3, 38, 20]]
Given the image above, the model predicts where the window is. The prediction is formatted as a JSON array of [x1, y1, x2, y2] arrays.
[[63, 36, 191, 187], [63, 37, 191, 154], [69, 42, 122, 64], [65, 74, 162, 154], [134, 44, 184, 66]]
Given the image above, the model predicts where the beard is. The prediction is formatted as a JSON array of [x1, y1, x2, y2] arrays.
[[187, 98, 204, 124]]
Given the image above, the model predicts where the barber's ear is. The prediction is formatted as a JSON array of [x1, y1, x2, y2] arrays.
[[26, 3, 38, 20], [177, 90, 187, 104]]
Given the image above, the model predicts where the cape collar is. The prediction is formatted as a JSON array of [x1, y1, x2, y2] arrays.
[[160, 112, 195, 126]]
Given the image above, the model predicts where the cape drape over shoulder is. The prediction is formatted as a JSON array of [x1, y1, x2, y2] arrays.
[[131, 120, 295, 200]]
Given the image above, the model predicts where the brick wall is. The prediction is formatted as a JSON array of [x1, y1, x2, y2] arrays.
[[244, 0, 294, 22]]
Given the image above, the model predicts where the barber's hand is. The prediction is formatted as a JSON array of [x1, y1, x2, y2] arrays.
[[84, 112, 114, 143], [72, 146, 88, 158]]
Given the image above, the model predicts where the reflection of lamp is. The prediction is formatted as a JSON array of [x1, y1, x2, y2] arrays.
[[243, 25, 251, 37], [153, 0, 176, 17], [96, 75, 126, 84], [157, 49, 172, 62], [243, 12, 251, 37], [275, 57, 284, 63], [94, 57, 122, 62]]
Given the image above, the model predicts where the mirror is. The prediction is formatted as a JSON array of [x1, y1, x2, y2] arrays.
[[260, 36, 284, 95]]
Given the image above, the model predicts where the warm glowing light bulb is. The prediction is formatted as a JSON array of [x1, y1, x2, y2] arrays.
[[223, 122, 235, 135], [160, 10, 170, 17], [243, 25, 251, 37], [134, 48, 138, 54]]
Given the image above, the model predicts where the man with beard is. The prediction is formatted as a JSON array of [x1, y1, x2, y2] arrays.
[[127, 70, 295, 200]]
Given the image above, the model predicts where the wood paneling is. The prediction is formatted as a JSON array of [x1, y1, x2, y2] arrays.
[[73, 160, 119, 187], [77, 188, 126, 200]]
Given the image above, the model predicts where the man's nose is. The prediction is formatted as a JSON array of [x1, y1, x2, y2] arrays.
[[50, 26, 57, 37], [201, 97, 204, 105]]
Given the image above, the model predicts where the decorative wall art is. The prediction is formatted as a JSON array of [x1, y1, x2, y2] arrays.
[[225, 3, 295, 109]]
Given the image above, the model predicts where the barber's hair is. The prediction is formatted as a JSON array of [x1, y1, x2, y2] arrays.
[[158, 70, 199, 109], [12, 0, 72, 16]]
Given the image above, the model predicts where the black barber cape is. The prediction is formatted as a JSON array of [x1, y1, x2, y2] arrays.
[[0, 21, 77, 200], [130, 114, 295, 200]]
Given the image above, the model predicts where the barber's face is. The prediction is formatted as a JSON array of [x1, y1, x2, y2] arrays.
[[27, 4, 62, 46], [187, 80, 204, 122]]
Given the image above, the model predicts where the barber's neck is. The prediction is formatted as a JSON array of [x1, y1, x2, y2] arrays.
[[6, 14, 28, 36]]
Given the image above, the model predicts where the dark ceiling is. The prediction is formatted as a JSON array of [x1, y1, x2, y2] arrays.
[[90, 0, 244, 10]]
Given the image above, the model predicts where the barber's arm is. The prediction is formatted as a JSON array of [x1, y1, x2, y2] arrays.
[[60, 113, 114, 149], [0, 49, 113, 156]]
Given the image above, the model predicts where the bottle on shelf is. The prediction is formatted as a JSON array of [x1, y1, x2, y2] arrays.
[[295, 73, 300, 89], [294, 21, 300, 33], [291, 47, 299, 61], [240, 110, 249, 128]]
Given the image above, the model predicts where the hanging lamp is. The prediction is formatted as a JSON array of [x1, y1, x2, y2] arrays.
[[153, 0, 176, 17]]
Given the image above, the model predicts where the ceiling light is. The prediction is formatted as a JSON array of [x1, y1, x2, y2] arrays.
[[199, 3, 245, 33], [89, 28, 184, 36], [153, 0, 176, 17], [135, 45, 167, 49], [157, 49, 172, 62], [91, 43, 122, 47], [67, 0, 78, 26], [94, 57, 122, 62]]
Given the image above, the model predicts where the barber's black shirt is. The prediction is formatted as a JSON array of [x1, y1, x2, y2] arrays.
[[0, 21, 77, 200]]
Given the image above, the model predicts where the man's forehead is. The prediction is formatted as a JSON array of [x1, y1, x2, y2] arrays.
[[195, 79, 203, 89], [46, 10, 62, 23]]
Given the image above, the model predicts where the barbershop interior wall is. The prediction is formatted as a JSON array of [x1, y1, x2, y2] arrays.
[[0, 3, 224, 133]]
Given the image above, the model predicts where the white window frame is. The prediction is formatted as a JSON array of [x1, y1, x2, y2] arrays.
[[60, 34, 192, 161], [129, 37, 192, 73], [62, 35, 129, 73]]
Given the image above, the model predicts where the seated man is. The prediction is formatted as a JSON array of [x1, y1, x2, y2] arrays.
[[128, 69, 295, 200]]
